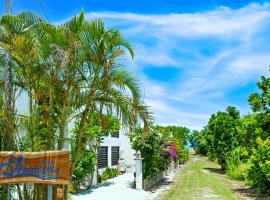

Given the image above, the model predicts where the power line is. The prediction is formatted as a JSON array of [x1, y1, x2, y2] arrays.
[[38, 0, 49, 21], [6, 0, 11, 15]]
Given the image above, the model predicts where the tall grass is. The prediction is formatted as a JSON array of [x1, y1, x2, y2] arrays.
[[226, 162, 250, 180], [226, 150, 250, 180]]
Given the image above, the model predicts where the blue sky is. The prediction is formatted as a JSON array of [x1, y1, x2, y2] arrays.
[[2, 0, 270, 129]]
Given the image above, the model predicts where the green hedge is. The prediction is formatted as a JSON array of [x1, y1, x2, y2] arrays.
[[246, 138, 270, 193]]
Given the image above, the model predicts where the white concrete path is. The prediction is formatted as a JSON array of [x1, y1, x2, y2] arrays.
[[72, 170, 178, 200]]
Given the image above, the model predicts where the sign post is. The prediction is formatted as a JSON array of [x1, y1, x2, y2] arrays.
[[47, 185, 52, 200], [7, 185, 11, 200]]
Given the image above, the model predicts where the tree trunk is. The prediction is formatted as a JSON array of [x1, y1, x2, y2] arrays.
[[70, 108, 89, 176], [3, 52, 15, 151], [58, 105, 68, 150], [23, 184, 29, 200], [48, 84, 54, 150], [29, 87, 34, 150], [17, 184, 23, 200]]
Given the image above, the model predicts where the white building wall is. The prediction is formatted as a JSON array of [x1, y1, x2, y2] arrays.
[[98, 127, 135, 174], [15, 91, 29, 115], [119, 129, 135, 167]]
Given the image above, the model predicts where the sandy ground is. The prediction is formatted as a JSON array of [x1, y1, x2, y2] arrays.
[[72, 169, 178, 200]]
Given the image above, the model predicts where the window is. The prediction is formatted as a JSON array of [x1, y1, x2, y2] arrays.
[[97, 146, 108, 169], [111, 131, 119, 138], [111, 146, 120, 166]]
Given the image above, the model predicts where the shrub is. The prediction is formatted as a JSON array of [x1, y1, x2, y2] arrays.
[[131, 127, 170, 180], [189, 130, 208, 155], [71, 150, 96, 192], [98, 168, 121, 183], [203, 106, 241, 170], [246, 138, 270, 193], [227, 162, 250, 181], [225, 147, 250, 180], [179, 148, 189, 164]]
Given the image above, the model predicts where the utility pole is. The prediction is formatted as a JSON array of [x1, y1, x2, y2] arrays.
[[4, 0, 14, 152], [6, 0, 11, 15], [5, 1, 13, 200]]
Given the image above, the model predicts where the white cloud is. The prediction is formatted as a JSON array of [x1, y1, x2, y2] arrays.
[[228, 54, 270, 78], [86, 2, 270, 38], [82, 2, 270, 129]]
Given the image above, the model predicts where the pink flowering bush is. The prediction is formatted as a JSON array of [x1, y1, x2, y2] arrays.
[[161, 143, 178, 161]]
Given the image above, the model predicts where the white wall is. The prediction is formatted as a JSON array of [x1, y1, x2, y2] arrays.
[[98, 127, 135, 172], [15, 91, 29, 115], [119, 128, 135, 167]]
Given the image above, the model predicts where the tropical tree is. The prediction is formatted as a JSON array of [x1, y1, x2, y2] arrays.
[[203, 106, 241, 169], [189, 129, 208, 155], [0, 11, 151, 197], [0, 14, 36, 151], [249, 75, 270, 139]]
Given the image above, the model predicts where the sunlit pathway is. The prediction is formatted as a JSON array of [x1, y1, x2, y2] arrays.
[[73, 171, 176, 200], [158, 155, 245, 200], [73, 173, 152, 200], [72, 173, 148, 200]]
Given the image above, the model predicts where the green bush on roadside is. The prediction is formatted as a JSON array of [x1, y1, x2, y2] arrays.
[[179, 148, 189, 164], [98, 168, 121, 183], [71, 150, 96, 193], [246, 137, 270, 193], [227, 162, 250, 180], [226, 147, 250, 180]]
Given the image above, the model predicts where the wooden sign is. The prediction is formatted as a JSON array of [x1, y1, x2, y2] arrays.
[[0, 151, 70, 185]]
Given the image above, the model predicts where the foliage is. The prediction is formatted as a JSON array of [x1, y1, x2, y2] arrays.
[[179, 148, 189, 164], [71, 150, 96, 193], [226, 148, 250, 180], [156, 125, 189, 164], [0, 11, 151, 197], [98, 168, 121, 184], [189, 130, 208, 155], [161, 143, 178, 158], [227, 163, 250, 181], [131, 125, 188, 180], [237, 114, 262, 154], [205, 106, 240, 169], [0, 10, 151, 149], [245, 73, 270, 193], [246, 138, 270, 193], [131, 126, 170, 180], [248, 81, 270, 136]]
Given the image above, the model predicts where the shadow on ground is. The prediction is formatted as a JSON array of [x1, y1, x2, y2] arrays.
[[77, 182, 115, 196], [204, 167, 269, 200], [203, 167, 225, 175], [149, 178, 174, 193], [233, 187, 270, 200]]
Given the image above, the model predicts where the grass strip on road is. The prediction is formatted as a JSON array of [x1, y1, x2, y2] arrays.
[[158, 155, 241, 200]]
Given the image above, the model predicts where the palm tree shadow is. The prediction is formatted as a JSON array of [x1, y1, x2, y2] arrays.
[[203, 167, 225, 174], [77, 182, 115, 196]]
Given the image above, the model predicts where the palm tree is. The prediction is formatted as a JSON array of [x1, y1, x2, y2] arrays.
[[63, 13, 151, 175], [0, 11, 152, 196], [0, 13, 42, 151]]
